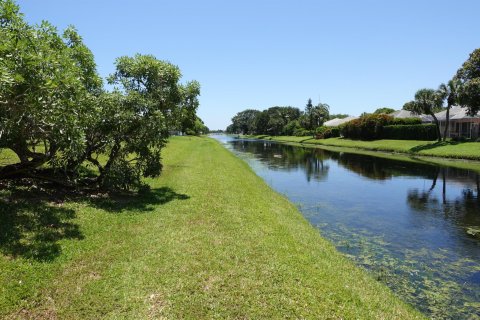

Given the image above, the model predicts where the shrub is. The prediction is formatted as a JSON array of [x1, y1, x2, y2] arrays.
[[315, 126, 340, 139], [341, 114, 393, 140], [382, 124, 438, 141], [283, 120, 301, 136], [294, 128, 313, 137], [391, 118, 422, 125]]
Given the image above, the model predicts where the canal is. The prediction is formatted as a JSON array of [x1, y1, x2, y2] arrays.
[[213, 135, 480, 319]]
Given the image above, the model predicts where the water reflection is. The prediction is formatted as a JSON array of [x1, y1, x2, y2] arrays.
[[216, 136, 480, 319], [407, 167, 480, 238], [234, 140, 330, 182]]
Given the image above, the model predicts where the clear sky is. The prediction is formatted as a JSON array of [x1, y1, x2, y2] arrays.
[[17, 0, 480, 130]]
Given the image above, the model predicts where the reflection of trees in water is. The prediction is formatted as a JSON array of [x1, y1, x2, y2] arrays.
[[407, 167, 480, 228], [231, 141, 330, 182], [334, 152, 439, 181]]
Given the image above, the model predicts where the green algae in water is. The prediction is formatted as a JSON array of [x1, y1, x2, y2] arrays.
[[325, 225, 480, 319]]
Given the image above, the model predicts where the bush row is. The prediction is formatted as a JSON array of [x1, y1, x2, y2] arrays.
[[315, 126, 341, 139], [382, 124, 438, 140], [338, 114, 430, 140], [340, 114, 393, 140]]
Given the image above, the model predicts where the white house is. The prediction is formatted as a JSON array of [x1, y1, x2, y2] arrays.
[[434, 106, 480, 139]]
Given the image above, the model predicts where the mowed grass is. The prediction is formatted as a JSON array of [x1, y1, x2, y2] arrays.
[[250, 135, 480, 161], [0, 137, 423, 319]]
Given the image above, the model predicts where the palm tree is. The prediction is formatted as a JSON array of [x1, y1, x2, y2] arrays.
[[437, 79, 461, 141], [312, 102, 330, 127], [411, 89, 443, 142]]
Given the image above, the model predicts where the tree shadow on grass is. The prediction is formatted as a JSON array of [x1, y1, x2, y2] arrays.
[[409, 140, 462, 153], [0, 188, 83, 262], [87, 187, 190, 213], [0, 181, 189, 261]]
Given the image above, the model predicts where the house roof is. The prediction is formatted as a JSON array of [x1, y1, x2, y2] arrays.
[[433, 105, 464, 121], [324, 116, 358, 127], [389, 110, 421, 119], [450, 108, 480, 120], [389, 109, 432, 122]]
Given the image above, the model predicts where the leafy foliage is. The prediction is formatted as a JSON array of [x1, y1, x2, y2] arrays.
[[314, 126, 340, 139], [373, 107, 395, 114], [437, 79, 461, 141], [226, 109, 261, 134], [0, 0, 100, 176], [404, 89, 443, 142], [383, 124, 438, 141], [391, 118, 422, 125], [0, 1, 202, 190], [340, 114, 393, 140]]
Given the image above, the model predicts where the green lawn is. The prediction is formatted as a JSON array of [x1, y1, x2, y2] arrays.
[[248, 135, 480, 161], [0, 137, 422, 319]]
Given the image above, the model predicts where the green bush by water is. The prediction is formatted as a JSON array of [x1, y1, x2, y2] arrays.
[[382, 124, 438, 141]]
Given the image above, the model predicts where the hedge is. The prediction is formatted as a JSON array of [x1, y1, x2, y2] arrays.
[[340, 114, 393, 140], [382, 124, 438, 141], [315, 126, 340, 139], [391, 117, 422, 125]]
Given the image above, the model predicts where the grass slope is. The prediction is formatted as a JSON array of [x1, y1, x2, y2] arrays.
[[247, 135, 480, 169], [0, 137, 422, 319]]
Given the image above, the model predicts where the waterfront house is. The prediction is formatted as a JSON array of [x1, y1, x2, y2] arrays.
[[434, 106, 480, 139]]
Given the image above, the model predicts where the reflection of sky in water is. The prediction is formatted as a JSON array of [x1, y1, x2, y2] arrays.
[[212, 135, 480, 319]]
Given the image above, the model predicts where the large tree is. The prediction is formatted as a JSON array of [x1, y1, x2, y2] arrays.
[[0, 0, 101, 179], [0, 1, 202, 190], [437, 79, 461, 141], [456, 48, 480, 116], [78, 54, 192, 190], [229, 109, 261, 134], [304, 99, 329, 130], [312, 102, 330, 127]]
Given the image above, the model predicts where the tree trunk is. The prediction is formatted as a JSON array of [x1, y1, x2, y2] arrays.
[[431, 113, 442, 142], [97, 142, 121, 187], [443, 104, 451, 141]]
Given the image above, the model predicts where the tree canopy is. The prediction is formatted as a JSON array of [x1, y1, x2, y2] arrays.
[[0, 0, 202, 190], [373, 107, 395, 114], [456, 48, 480, 116]]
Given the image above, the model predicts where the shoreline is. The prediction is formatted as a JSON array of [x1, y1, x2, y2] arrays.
[[241, 135, 480, 172], [0, 136, 423, 318]]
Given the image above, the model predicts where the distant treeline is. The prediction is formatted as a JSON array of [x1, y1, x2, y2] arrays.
[[226, 99, 349, 136]]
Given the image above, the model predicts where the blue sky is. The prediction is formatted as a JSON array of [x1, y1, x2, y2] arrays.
[[18, 0, 480, 130]]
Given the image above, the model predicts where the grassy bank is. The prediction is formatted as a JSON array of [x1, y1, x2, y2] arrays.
[[248, 135, 480, 163], [0, 137, 422, 319]]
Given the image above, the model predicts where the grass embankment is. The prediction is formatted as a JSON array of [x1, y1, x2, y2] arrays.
[[248, 135, 480, 169], [0, 137, 422, 319]]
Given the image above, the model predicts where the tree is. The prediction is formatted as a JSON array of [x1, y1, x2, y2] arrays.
[[0, 0, 101, 179], [312, 102, 330, 127], [406, 89, 443, 142], [304, 99, 329, 130], [83, 54, 188, 190], [304, 98, 314, 130], [437, 79, 461, 141], [373, 107, 395, 114], [0, 1, 202, 191], [253, 110, 269, 134], [177, 80, 201, 134], [229, 109, 261, 134], [456, 48, 480, 116], [402, 101, 416, 111]]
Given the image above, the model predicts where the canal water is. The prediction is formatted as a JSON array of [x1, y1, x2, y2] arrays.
[[213, 135, 480, 319]]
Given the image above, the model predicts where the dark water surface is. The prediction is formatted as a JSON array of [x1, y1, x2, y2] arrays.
[[213, 135, 480, 319]]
